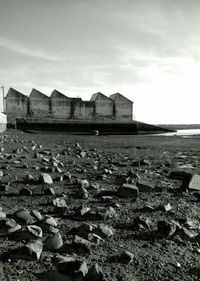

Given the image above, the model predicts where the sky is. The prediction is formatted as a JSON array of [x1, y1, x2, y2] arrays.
[[0, 0, 200, 124]]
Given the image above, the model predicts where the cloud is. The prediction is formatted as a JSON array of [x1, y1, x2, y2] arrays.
[[0, 36, 64, 62]]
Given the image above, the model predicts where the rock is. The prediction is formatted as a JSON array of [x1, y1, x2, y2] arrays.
[[37, 215, 59, 233], [0, 210, 6, 220], [0, 170, 3, 177], [180, 227, 198, 240], [31, 210, 43, 221], [87, 233, 103, 245], [15, 240, 43, 260], [69, 222, 94, 238], [45, 187, 56, 195], [80, 151, 86, 158], [27, 225, 43, 238], [187, 174, 200, 191], [136, 179, 154, 192], [24, 174, 34, 183], [53, 198, 68, 209], [157, 220, 177, 238], [13, 208, 34, 225], [58, 260, 88, 278], [80, 179, 90, 188], [163, 203, 172, 212], [132, 216, 151, 230], [118, 184, 139, 199], [45, 233, 63, 250], [169, 171, 190, 180], [118, 250, 134, 264], [90, 182, 99, 190], [10, 225, 43, 241], [71, 235, 91, 254], [0, 218, 21, 234], [39, 173, 53, 184], [0, 184, 9, 192], [85, 263, 104, 281], [19, 188, 32, 196], [80, 186, 89, 199], [115, 174, 128, 185], [95, 223, 114, 238]]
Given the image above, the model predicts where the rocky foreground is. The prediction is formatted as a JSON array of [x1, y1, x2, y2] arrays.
[[0, 130, 200, 280]]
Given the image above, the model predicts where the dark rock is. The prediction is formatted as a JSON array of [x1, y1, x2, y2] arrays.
[[136, 179, 154, 192], [118, 184, 139, 199]]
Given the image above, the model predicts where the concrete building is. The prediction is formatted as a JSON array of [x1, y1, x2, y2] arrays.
[[91, 92, 114, 120], [5, 88, 133, 123], [50, 90, 71, 119], [110, 93, 133, 121], [6, 88, 28, 123], [29, 89, 51, 117]]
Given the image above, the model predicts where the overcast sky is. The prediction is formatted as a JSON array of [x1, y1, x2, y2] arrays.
[[0, 0, 200, 124]]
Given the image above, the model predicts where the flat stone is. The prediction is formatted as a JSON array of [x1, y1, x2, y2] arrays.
[[136, 179, 154, 192], [118, 184, 139, 199], [188, 174, 200, 191]]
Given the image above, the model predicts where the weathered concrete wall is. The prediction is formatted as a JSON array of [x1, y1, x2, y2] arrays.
[[73, 101, 95, 120], [0, 113, 7, 132], [29, 89, 51, 117], [91, 92, 114, 120], [110, 93, 133, 121], [6, 88, 28, 123], [50, 90, 71, 119]]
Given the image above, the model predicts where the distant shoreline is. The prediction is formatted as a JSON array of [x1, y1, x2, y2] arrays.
[[159, 124, 200, 130]]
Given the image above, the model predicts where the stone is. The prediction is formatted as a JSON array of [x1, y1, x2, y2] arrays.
[[157, 220, 177, 238], [10, 225, 43, 241], [169, 171, 190, 180], [136, 179, 154, 192], [84, 263, 104, 281], [95, 223, 114, 238], [39, 173, 53, 184], [0, 171, 3, 177], [24, 174, 34, 183], [44, 187, 56, 195], [87, 233, 103, 245], [118, 250, 134, 264], [31, 210, 43, 221], [188, 174, 200, 191], [15, 240, 43, 260], [69, 222, 93, 239], [132, 216, 151, 230], [163, 203, 172, 212], [80, 187, 89, 199], [45, 233, 63, 250], [19, 188, 32, 196], [58, 260, 88, 278], [0, 218, 21, 234], [27, 225, 43, 238], [53, 198, 68, 208], [118, 184, 139, 199], [13, 208, 34, 225], [0, 184, 9, 192], [71, 235, 91, 254]]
